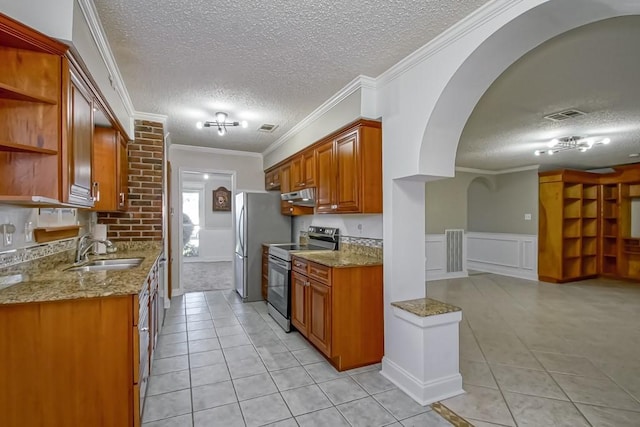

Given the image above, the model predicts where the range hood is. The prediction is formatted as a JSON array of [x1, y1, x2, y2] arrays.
[[281, 188, 316, 207]]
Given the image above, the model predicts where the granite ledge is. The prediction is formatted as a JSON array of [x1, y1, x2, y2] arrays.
[[0, 242, 163, 305], [391, 298, 461, 317], [291, 250, 382, 268]]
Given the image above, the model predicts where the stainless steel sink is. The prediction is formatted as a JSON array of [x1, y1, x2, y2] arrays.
[[64, 257, 144, 272]]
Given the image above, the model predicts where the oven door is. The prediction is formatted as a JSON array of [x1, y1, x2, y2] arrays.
[[267, 255, 290, 318]]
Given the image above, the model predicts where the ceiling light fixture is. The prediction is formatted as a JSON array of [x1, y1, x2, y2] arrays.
[[534, 136, 610, 156], [196, 112, 248, 136]]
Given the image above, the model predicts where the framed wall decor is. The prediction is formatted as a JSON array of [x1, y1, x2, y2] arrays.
[[213, 186, 231, 211]]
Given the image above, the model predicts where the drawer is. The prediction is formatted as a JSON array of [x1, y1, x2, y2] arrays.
[[292, 257, 308, 274], [308, 262, 331, 285]]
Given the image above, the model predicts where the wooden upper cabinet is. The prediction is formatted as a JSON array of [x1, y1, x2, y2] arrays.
[[315, 139, 335, 213], [291, 149, 316, 191], [93, 126, 128, 212], [279, 161, 314, 216], [334, 130, 360, 212], [265, 168, 280, 191], [262, 119, 381, 215], [316, 121, 382, 214], [0, 15, 67, 200], [62, 60, 94, 207], [118, 132, 128, 210]]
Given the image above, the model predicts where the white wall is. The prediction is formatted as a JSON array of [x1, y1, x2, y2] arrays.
[[263, 82, 378, 169], [0, 0, 74, 41], [292, 214, 382, 241], [0, 205, 91, 252]]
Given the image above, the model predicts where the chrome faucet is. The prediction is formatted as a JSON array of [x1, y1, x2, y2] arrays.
[[75, 232, 116, 264]]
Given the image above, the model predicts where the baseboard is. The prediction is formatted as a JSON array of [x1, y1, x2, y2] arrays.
[[426, 270, 469, 281], [467, 261, 537, 281], [381, 357, 464, 406]]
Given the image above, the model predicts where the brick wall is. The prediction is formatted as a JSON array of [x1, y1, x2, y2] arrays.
[[97, 120, 164, 241]]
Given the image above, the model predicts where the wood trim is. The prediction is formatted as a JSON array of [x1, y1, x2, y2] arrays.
[[0, 13, 68, 55]]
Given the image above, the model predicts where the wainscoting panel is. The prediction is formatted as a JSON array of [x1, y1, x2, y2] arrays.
[[467, 232, 538, 280]]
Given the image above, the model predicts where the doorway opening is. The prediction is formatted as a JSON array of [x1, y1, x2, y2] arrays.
[[179, 169, 235, 292]]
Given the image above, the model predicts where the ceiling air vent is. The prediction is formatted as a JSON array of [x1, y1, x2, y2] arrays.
[[258, 124, 279, 133], [543, 109, 586, 122]]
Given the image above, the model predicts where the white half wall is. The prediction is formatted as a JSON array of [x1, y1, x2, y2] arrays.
[[466, 232, 538, 281]]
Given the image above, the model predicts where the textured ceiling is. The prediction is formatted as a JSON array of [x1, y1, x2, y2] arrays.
[[458, 16, 640, 172], [93, 0, 489, 152]]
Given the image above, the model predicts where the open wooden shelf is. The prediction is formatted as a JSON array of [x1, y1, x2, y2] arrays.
[[0, 140, 57, 154], [33, 225, 80, 243], [0, 81, 57, 104]]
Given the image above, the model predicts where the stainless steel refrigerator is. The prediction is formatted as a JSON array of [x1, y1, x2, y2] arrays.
[[234, 192, 291, 301]]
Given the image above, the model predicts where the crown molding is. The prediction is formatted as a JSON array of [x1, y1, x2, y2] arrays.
[[377, 0, 526, 87], [262, 75, 376, 157], [76, 0, 135, 117], [134, 111, 168, 125], [456, 164, 540, 175], [170, 144, 263, 159]]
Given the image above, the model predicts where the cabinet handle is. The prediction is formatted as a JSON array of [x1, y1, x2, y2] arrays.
[[305, 281, 310, 286], [120, 192, 125, 205], [140, 327, 149, 332], [92, 182, 100, 202], [300, 182, 306, 186]]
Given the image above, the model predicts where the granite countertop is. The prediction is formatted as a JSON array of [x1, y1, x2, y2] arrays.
[[0, 243, 163, 305], [391, 298, 461, 317], [291, 250, 383, 268]]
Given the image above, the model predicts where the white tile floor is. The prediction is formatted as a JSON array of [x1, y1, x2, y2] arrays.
[[146, 273, 640, 426], [143, 289, 451, 427], [429, 273, 640, 426]]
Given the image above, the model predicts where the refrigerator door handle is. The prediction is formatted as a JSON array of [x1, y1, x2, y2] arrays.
[[239, 206, 245, 255]]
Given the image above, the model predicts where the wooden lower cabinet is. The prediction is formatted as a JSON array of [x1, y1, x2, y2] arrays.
[[291, 256, 383, 371], [0, 296, 136, 426], [308, 280, 332, 355], [0, 260, 162, 426]]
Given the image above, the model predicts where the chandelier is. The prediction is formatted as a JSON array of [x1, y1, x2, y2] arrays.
[[534, 136, 611, 156], [196, 112, 248, 136]]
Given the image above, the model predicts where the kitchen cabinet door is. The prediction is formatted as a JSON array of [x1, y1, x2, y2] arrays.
[[62, 62, 94, 207], [117, 132, 128, 210], [291, 149, 316, 191], [303, 149, 316, 188], [315, 139, 335, 213], [308, 280, 331, 356], [291, 271, 309, 335], [334, 130, 360, 213], [265, 168, 280, 191], [92, 127, 128, 212], [92, 126, 117, 211]]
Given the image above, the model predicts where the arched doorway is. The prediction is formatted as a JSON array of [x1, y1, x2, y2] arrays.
[[380, 0, 640, 408]]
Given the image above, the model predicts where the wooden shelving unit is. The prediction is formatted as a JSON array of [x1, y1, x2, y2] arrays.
[[539, 165, 640, 283], [0, 81, 58, 104], [539, 174, 601, 282], [600, 184, 620, 276]]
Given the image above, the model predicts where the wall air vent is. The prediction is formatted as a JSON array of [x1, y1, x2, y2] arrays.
[[543, 109, 587, 122], [258, 124, 279, 133]]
